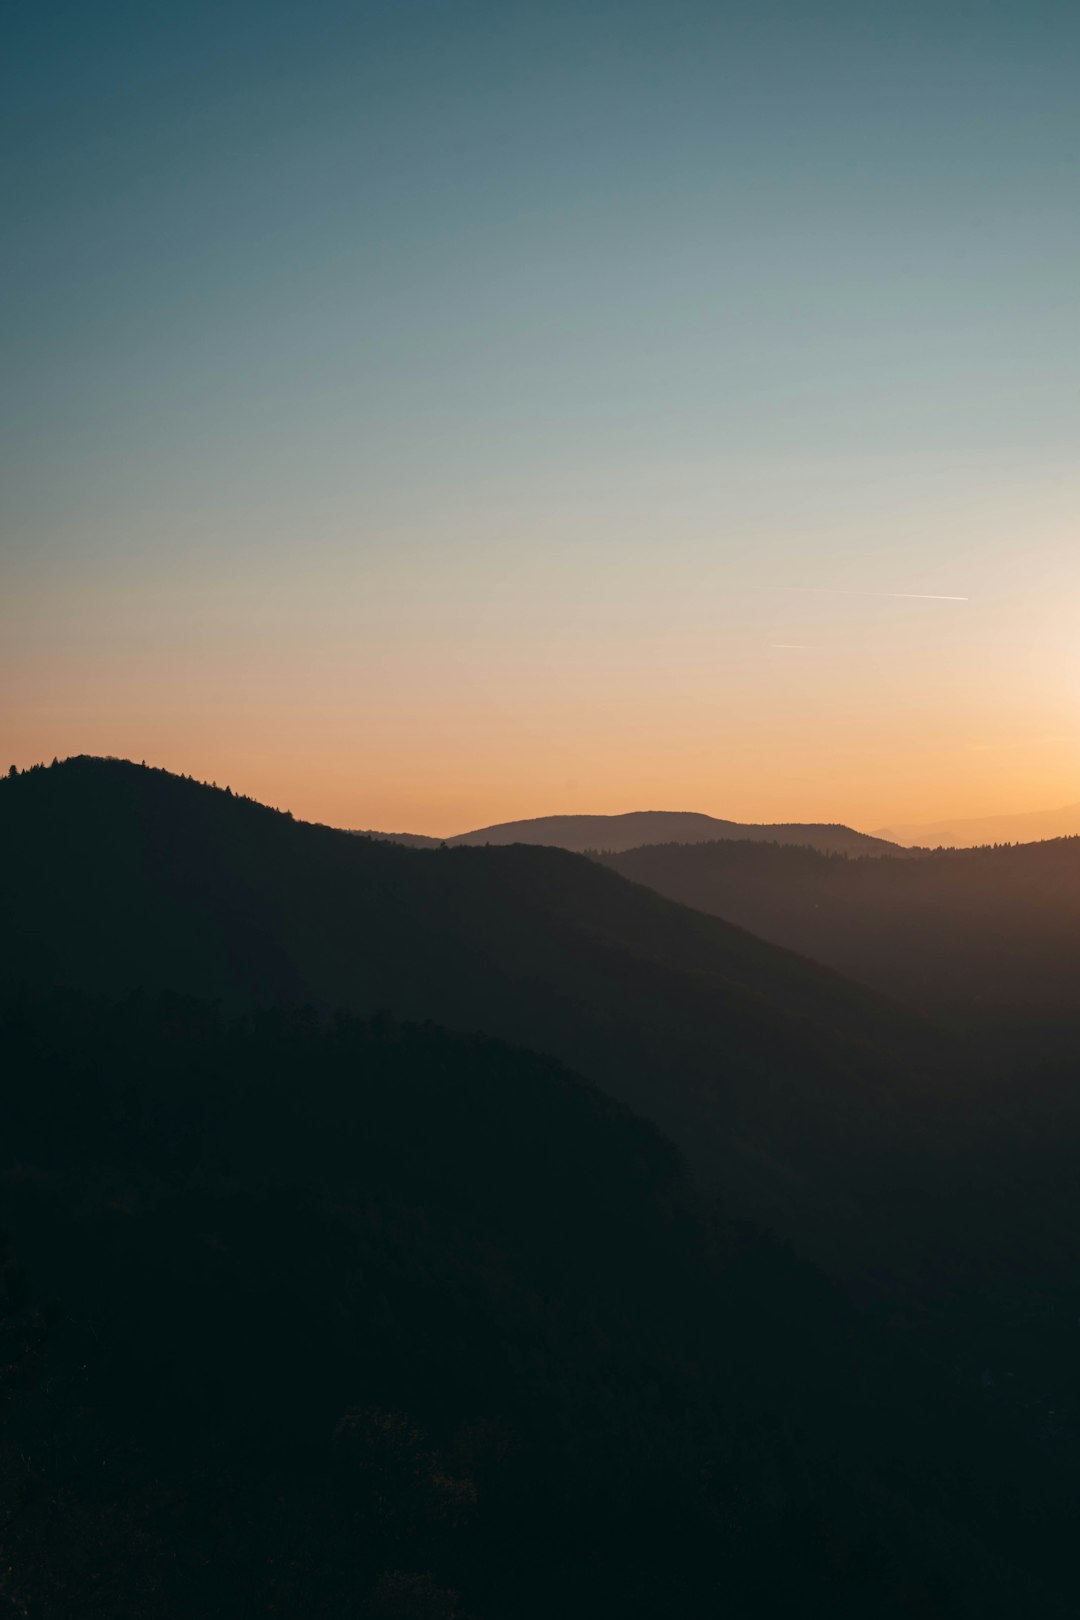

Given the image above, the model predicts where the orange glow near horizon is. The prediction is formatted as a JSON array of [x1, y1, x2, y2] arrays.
[[6, 1, 1079, 846], [4, 463, 1078, 838]]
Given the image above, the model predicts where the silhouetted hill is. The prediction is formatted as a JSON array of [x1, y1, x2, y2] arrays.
[[358, 808, 901, 855], [876, 801, 1080, 848], [2, 989, 1068, 1618], [0, 757, 947, 1265], [599, 835, 1080, 1037], [351, 827, 445, 847]]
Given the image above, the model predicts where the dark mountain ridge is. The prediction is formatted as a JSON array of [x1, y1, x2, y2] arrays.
[[5, 759, 1080, 1612], [2, 756, 951, 1266]]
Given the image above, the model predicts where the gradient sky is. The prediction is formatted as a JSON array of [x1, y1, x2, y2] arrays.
[[3, 0, 1078, 832]]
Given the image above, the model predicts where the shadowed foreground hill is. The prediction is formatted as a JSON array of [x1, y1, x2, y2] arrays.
[[598, 836, 1080, 1037], [1, 758, 951, 1262], [1, 991, 1068, 1618]]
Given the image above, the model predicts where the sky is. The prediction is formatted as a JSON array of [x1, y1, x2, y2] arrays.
[[3, 0, 1078, 833]]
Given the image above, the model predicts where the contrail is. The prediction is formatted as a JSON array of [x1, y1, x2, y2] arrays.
[[770, 643, 816, 649], [785, 587, 969, 602]]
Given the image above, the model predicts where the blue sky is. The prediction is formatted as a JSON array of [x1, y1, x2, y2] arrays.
[[3, 0, 1078, 828]]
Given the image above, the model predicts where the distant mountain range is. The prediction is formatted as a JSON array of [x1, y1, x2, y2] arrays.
[[599, 833, 1080, 1037], [362, 802, 1080, 855], [354, 808, 901, 856], [875, 801, 1080, 848]]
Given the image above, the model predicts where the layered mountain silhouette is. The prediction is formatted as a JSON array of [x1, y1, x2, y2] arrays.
[[598, 835, 1080, 1037], [875, 800, 1080, 848], [0, 757, 949, 1263], [354, 809, 900, 855], [5, 757, 1080, 1614]]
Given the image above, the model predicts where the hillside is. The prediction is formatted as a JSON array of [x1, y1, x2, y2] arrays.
[[6, 761, 1080, 1612], [599, 835, 1080, 1036], [0, 757, 951, 1265], [356, 808, 901, 855], [2, 990, 1068, 1617]]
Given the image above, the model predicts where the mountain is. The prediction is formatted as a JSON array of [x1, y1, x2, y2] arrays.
[[0, 757, 951, 1265], [598, 835, 1080, 1038], [875, 801, 1080, 848], [355, 810, 901, 855], [5, 759, 1080, 1612]]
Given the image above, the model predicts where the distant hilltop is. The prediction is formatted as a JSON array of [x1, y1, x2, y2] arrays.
[[875, 801, 1080, 849], [353, 809, 899, 857]]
